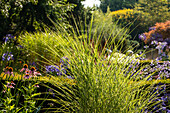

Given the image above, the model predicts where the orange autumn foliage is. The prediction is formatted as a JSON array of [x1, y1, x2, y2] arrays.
[[144, 20, 170, 43]]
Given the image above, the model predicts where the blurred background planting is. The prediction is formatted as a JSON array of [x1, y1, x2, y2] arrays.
[[0, 0, 82, 41]]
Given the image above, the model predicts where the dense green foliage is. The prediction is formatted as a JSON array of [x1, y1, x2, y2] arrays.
[[18, 30, 71, 67], [0, 0, 75, 41], [66, 0, 94, 34], [99, 0, 138, 12], [133, 0, 170, 41], [135, 0, 170, 25], [111, 9, 151, 40], [100, 0, 170, 44]]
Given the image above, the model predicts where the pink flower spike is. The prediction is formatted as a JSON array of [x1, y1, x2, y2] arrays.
[[11, 81, 15, 85], [34, 84, 39, 88], [34, 72, 42, 76], [11, 72, 14, 77], [26, 68, 29, 72], [25, 71, 30, 74], [20, 68, 25, 72], [5, 71, 10, 75], [8, 84, 14, 88]]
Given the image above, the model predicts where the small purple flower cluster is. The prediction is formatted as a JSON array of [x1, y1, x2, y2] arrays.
[[151, 40, 158, 45], [140, 37, 169, 60], [46, 65, 62, 75], [3, 34, 16, 43], [139, 34, 146, 41], [140, 61, 170, 80], [2, 52, 14, 61], [48, 89, 55, 97], [149, 27, 156, 31], [144, 83, 170, 113], [151, 33, 163, 41], [127, 60, 170, 112], [46, 57, 73, 79], [155, 42, 168, 50]]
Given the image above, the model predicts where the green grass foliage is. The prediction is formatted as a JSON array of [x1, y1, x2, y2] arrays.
[[18, 30, 71, 66], [24, 15, 162, 112], [91, 9, 133, 53]]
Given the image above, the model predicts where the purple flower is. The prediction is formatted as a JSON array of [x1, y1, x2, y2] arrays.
[[156, 42, 167, 50], [60, 56, 70, 67], [2, 52, 14, 61], [162, 52, 166, 57], [144, 45, 149, 49], [6, 34, 12, 37], [139, 34, 146, 41], [139, 51, 143, 55], [7, 53, 14, 61], [2, 53, 7, 61], [3, 34, 16, 43], [149, 27, 156, 31], [151, 40, 158, 45], [167, 109, 170, 113], [67, 76, 74, 79], [4, 37, 9, 43], [46, 65, 60, 75], [157, 38, 163, 42], [164, 38, 170, 44], [61, 68, 66, 74], [18, 45, 23, 49], [48, 89, 55, 97]]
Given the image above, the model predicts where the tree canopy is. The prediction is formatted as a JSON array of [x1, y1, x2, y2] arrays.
[[0, 0, 75, 41], [99, 0, 138, 12]]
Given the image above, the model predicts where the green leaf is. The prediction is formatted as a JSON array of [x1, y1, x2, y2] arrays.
[[31, 93, 41, 98]]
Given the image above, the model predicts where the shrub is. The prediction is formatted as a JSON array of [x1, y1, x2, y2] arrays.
[[99, 0, 138, 13], [0, 0, 74, 41], [143, 20, 170, 44], [138, 21, 170, 61], [135, 0, 170, 25], [111, 9, 152, 39], [133, 0, 170, 39]]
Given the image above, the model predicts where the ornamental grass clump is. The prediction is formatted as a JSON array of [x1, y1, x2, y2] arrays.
[[25, 15, 163, 112], [18, 31, 70, 67]]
